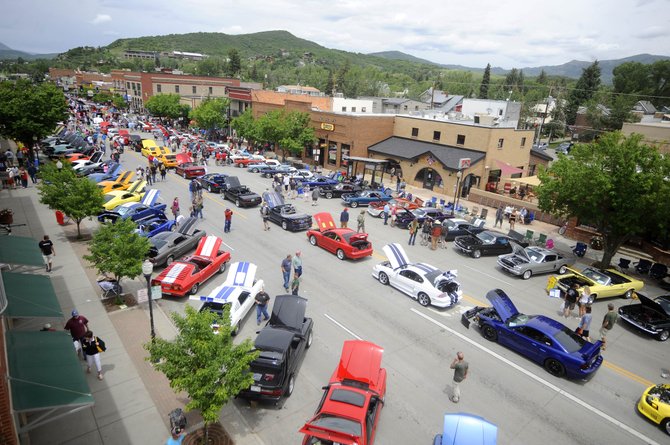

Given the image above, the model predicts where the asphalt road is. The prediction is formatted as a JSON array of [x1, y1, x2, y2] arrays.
[[117, 135, 669, 445]]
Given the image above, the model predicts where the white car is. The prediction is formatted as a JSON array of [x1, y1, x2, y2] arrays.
[[372, 243, 462, 308], [190, 261, 264, 335], [289, 170, 315, 180]]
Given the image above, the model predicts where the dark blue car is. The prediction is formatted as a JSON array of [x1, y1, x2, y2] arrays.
[[296, 175, 339, 190], [97, 189, 167, 224], [462, 289, 603, 379], [434, 413, 497, 445], [135, 214, 177, 237], [341, 190, 392, 208]]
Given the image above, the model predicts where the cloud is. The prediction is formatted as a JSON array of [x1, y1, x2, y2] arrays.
[[91, 14, 112, 25], [634, 26, 666, 39]]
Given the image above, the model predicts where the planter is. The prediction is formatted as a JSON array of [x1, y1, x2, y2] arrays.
[[0, 209, 14, 225], [183, 422, 233, 445]]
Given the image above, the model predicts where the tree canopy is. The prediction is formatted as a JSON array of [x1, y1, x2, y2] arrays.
[[189, 97, 230, 133], [613, 60, 670, 109], [479, 63, 491, 99], [565, 61, 601, 125], [145, 93, 190, 120], [254, 109, 315, 159]]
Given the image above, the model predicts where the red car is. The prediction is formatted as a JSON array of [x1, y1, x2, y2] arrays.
[[306, 212, 373, 260], [233, 157, 264, 168], [367, 198, 420, 218], [151, 235, 231, 297], [299, 340, 387, 445], [175, 153, 206, 179]]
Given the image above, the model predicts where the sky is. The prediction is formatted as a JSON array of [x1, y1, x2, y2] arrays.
[[1, 0, 669, 69]]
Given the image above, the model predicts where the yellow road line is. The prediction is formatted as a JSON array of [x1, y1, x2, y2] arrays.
[[603, 360, 654, 387]]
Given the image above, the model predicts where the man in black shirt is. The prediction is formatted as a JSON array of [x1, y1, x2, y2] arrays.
[[563, 283, 579, 318], [38, 235, 55, 272]]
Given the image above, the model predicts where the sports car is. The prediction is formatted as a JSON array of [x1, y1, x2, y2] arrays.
[[637, 384, 670, 435], [454, 230, 528, 258], [248, 160, 281, 173], [101, 180, 147, 211], [140, 139, 159, 157], [296, 175, 339, 190], [196, 173, 229, 193], [148, 217, 206, 267], [135, 214, 177, 238], [88, 163, 122, 183], [618, 294, 670, 341], [307, 212, 373, 260], [498, 244, 575, 280], [233, 156, 264, 168], [288, 170, 314, 181], [318, 183, 362, 199], [546, 267, 644, 302], [262, 191, 312, 231], [222, 177, 262, 207], [299, 340, 386, 445], [342, 190, 393, 208], [191, 261, 264, 335], [441, 218, 487, 241], [175, 153, 206, 178], [395, 207, 451, 228], [98, 170, 135, 194], [372, 243, 462, 308], [367, 198, 420, 217], [433, 413, 498, 445], [151, 235, 231, 297], [260, 164, 297, 178], [462, 289, 603, 379], [99, 189, 163, 222]]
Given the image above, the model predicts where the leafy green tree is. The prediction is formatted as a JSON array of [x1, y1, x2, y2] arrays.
[[37, 164, 105, 238], [84, 217, 151, 285], [479, 63, 491, 99], [196, 57, 224, 77], [145, 305, 258, 444], [145, 94, 188, 120], [256, 110, 315, 160], [227, 49, 242, 77], [324, 70, 334, 96], [189, 97, 230, 136], [565, 61, 601, 125], [537, 132, 670, 267], [537, 70, 548, 85], [111, 94, 128, 109], [92, 91, 113, 104], [231, 109, 258, 143]]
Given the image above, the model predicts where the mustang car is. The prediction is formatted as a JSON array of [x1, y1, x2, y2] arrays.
[[88, 163, 122, 184], [342, 190, 392, 208], [151, 235, 231, 297], [175, 160, 206, 179], [462, 289, 603, 379], [262, 191, 312, 231], [433, 413, 498, 445], [99, 189, 164, 222], [307, 212, 373, 260], [148, 217, 206, 267], [546, 267, 644, 302], [296, 175, 339, 190], [233, 156, 264, 168], [238, 294, 314, 402], [97, 170, 134, 193], [372, 243, 462, 308], [299, 340, 386, 445], [248, 160, 281, 173], [637, 384, 670, 435], [191, 261, 264, 335], [395, 207, 451, 229], [260, 164, 297, 178], [318, 183, 362, 199], [454, 230, 527, 258], [441, 218, 487, 241], [498, 244, 575, 280], [618, 294, 670, 341], [196, 173, 229, 193], [102, 180, 147, 211], [367, 197, 420, 217], [135, 214, 176, 238], [222, 176, 262, 207]]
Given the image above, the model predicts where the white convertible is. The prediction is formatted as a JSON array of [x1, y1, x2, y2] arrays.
[[372, 243, 462, 308], [191, 261, 264, 335]]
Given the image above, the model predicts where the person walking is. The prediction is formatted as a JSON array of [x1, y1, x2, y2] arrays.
[[281, 254, 292, 292], [431, 220, 442, 250], [383, 202, 390, 225], [64, 309, 89, 360], [340, 208, 349, 228], [578, 286, 591, 317], [311, 187, 319, 206], [27, 163, 38, 184], [357, 210, 366, 233], [494, 206, 504, 228], [563, 283, 579, 318], [289, 177, 297, 199], [254, 289, 271, 325], [188, 179, 198, 202], [509, 209, 517, 230], [600, 303, 618, 351], [577, 306, 593, 341], [38, 235, 55, 272], [408, 218, 419, 245], [19, 167, 28, 188], [193, 195, 204, 219], [450, 352, 468, 403], [292, 251, 303, 277], [390, 204, 398, 227], [171, 198, 180, 223], [81, 330, 106, 380], [260, 201, 271, 231], [224, 208, 233, 233], [290, 274, 301, 295], [159, 163, 167, 181]]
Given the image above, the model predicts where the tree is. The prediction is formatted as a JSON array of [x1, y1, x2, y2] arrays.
[[37, 164, 105, 238], [536, 132, 670, 267], [230, 109, 258, 144], [565, 61, 601, 125], [145, 305, 258, 444], [227, 49, 241, 77], [145, 94, 188, 120], [479, 63, 491, 99], [256, 110, 315, 160], [537, 70, 548, 85], [84, 218, 151, 285], [189, 97, 230, 136]]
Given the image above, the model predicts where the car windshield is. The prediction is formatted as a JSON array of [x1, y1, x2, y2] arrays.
[[581, 268, 610, 285], [412, 209, 426, 218], [553, 326, 587, 353], [103, 195, 115, 203], [116, 206, 133, 216], [151, 239, 168, 250], [477, 232, 496, 244], [507, 313, 532, 327], [308, 414, 362, 437], [526, 248, 544, 262]]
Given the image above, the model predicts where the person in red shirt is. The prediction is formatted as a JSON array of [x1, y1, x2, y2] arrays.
[[224, 208, 233, 233], [64, 309, 89, 359]]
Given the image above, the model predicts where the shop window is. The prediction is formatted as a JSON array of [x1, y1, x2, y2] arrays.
[[404, 105, 408, 110], [341, 144, 350, 166], [457, 134, 465, 145], [126, 82, 130, 89], [342, 106, 347, 112], [209, 86, 213, 94], [497, 138, 504, 149], [157, 84, 162, 93], [528, 164, 536, 176], [175, 85, 180, 93], [328, 143, 337, 166], [411, 127, 419, 137], [521, 137, 526, 147], [192, 86, 197, 94], [352, 107, 356, 112], [433, 131, 441, 141], [362, 107, 366, 112]]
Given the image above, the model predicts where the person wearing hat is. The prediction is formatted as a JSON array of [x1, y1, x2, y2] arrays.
[[64, 309, 89, 360], [340, 208, 349, 228]]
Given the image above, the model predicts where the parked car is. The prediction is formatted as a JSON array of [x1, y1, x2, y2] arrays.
[[497, 244, 575, 280], [296, 175, 339, 190], [433, 413, 498, 445], [191, 261, 264, 335], [454, 230, 527, 258], [175, 154, 206, 179], [128, 134, 143, 152], [196, 173, 229, 193], [262, 191, 312, 231], [618, 294, 670, 341], [71, 151, 103, 174], [299, 340, 386, 445], [233, 156, 265, 168], [462, 289, 603, 379], [151, 235, 231, 297], [306, 212, 373, 260], [147, 217, 206, 267], [101, 180, 147, 211], [342, 190, 393, 208], [555, 142, 574, 154], [140, 139, 159, 157], [318, 183, 362, 199], [394, 207, 451, 229], [261, 164, 297, 178], [372, 243, 462, 308], [99, 188, 163, 222], [441, 218, 487, 241], [637, 384, 670, 435], [88, 163, 122, 184], [238, 294, 314, 402], [546, 267, 644, 302], [222, 176, 262, 207], [248, 160, 281, 173], [367, 197, 420, 218], [135, 214, 176, 238], [288, 170, 314, 181]]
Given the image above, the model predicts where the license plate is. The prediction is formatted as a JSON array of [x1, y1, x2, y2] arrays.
[[250, 385, 261, 393]]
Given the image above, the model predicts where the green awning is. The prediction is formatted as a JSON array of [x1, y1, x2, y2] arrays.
[[2, 272, 63, 318], [6, 331, 93, 433], [0, 236, 43, 266]]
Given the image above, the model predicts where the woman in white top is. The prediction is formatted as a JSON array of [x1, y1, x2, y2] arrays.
[[578, 286, 591, 317]]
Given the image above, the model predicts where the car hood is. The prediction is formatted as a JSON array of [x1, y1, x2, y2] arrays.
[[382, 243, 410, 269], [224, 176, 242, 188], [485, 289, 519, 322], [335, 340, 384, 392], [269, 294, 307, 332], [177, 217, 200, 236], [175, 153, 193, 165], [313, 212, 337, 232], [511, 242, 530, 260], [262, 191, 284, 209], [224, 261, 257, 288], [455, 235, 482, 247], [632, 293, 670, 316], [439, 413, 498, 445], [195, 235, 222, 258]]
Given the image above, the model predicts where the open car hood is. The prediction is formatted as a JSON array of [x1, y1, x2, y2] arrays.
[[511, 242, 530, 261], [224, 176, 242, 189], [382, 243, 410, 269], [177, 217, 199, 236], [269, 294, 307, 332], [175, 153, 193, 165], [262, 191, 284, 209], [636, 293, 670, 316], [194, 235, 222, 258], [485, 289, 519, 322], [313, 212, 337, 232], [140, 189, 160, 206], [335, 340, 384, 392]]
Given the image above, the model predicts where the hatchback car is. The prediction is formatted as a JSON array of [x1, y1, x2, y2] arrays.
[[306, 212, 373, 260]]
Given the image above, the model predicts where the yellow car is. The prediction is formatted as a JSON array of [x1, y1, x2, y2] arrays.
[[546, 266, 644, 302], [157, 151, 177, 169], [98, 171, 134, 194], [102, 180, 147, 210], [638, 384, 670, 435], [140, 139, 159, 157]]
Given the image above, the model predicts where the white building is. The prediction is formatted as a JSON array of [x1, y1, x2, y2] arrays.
[[332, 97, 374, 113], [460, 98, 522, 128]]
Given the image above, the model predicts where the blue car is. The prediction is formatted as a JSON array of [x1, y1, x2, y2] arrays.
[[87, 163, 121, 183], [97, 189, 167, 223], [434, 413, 497, 445], [135, 214, 177, 237], [296, 175, 339, 190], [462, 289, 603, 379], [341, 189, 393, 208]]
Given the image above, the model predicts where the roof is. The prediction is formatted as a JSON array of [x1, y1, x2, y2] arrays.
[[251, 90, 332, 111], [2, 272, 63, 318], [254, 327, 295, 353], [368, 136, 485, 172], [530, 147, 553, 161]]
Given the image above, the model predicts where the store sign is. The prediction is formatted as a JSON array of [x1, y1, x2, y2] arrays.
[[320, 123, 335, 131], [458, 158, 471, 169]]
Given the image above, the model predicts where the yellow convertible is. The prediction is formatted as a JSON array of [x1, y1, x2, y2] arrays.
[[98, 171, 134, 194], [638, 384, 670, 435], [546, 266, 644, 303], [102, 180, 147, 211]]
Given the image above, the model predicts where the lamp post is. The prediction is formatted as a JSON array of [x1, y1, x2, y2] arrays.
[[452, 170, 463, 215], [142, 259, 156, 341]]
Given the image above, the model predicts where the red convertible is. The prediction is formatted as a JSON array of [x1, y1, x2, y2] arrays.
[[152, 235, 231, 297], [306, 213, 373, 260], [299, 340, 387, 445]]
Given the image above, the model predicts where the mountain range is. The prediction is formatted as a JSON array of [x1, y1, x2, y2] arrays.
[[0, 42, 57, 60]]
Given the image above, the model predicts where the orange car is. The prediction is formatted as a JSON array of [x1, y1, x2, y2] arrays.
[[98, 171, 135, 194]]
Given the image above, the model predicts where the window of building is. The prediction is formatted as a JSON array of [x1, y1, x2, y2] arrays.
[[499, 109, 503, 116], [126, 82, 130, 89], [411, 128, 419, 137], [415, 106, 419, 110], [328, 142, 337, 166], [157, 84, 161, 93], [351, 107, 356, 112], [192, 86, 197, 94], [403, 105, 408, 110], [342, 106, 347, 112], [497, 138, 504, 149], [362, 107, 366, 112], [175, 85, 180, 93], [341, 144, 350, 167], [433, 131, 441, 141], [528, 164, 536, 176], [209, 86, 213, 94], [456, 134, 466, 145], [521, 137, 526, 147]]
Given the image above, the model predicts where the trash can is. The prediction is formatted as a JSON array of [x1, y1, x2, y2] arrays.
[[480, 208, 488, 220], [55, 210, 65, 225]]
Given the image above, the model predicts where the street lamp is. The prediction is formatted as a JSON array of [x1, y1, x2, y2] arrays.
[[142, 259, 156, 341], [452, 170, 463, 215]]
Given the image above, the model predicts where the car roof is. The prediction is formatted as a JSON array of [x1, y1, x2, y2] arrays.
[[335, 340, 384, 392], [525, 315, 569, 336], [254, 327, 295, 353], [439, 413, 498, 445]]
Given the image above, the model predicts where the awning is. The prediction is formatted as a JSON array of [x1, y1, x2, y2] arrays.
[[511, 175, 541, 186], [494, 160, 524, 176], [0, 236, 43, 266], [368, 136, 485, 171], [7, 331, 93, 433], [2, 272, 63, 318]]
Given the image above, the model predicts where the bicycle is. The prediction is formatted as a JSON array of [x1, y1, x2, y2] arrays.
[[558, 221, 568, 235], [0, 223, 27, 235]]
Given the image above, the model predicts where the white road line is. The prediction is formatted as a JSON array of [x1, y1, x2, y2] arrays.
[[324, 313, 362, 340], [459, 264, 515, 287], [220, 240, 235, 252], [410, 308, 661, 445]]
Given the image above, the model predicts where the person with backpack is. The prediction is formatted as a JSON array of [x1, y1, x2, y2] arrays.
[[260, 201, 271, 231], [81, 330, 106, 380]]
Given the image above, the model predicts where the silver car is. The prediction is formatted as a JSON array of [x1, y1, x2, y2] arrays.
[[147, 217, 206, 266], [497, 244, 574, 280]]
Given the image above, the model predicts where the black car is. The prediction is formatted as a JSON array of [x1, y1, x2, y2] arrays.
[[239, 294, 313, 402], [454, 230, 528, 258], [262, 191, 312, 231], [129, 134, 143, 152], [196, 173, 229, 193], [618, 294, 670, 341], [222, 176, 262, 207], [442, 218, 487, 241], [395, 207, 451, 229], [318, 183, 362, 199]]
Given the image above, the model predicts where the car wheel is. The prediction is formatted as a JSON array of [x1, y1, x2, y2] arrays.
[[417, 292, 431, 307], [544, 358, 566, 378], [281, 221, 288, 230], [558, 265, 568, 274], [231, 323, 239, 336], [251, 167, 258, 173], [623, 289, 634, 299], [190, 283, 199, 295], [522, 270, 532, 280], [587, 294, 596, 305], [482, 325, 498, 342], [235, 199, 241, 207], [378, 272, 389, 285], [306, 330, 313, 348], [207, 185, 212, 192], [662, 418, 670, 435], [218, 262, 227, 273], [166, 256, 174, 266], [325, 192, 333, 199], [350, 201, 358, 208], [170, 224, 177, 232], [336, 249, 346, 261], [309, 235, 317, 246], [658, 330, 670, 342], [285, 374, 295, 397], [472, 250, 482, 259]]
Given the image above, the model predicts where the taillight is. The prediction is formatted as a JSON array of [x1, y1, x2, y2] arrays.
[[262, 373, 275, 382]]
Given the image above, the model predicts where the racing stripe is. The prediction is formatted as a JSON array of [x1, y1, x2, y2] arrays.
[[232, 262, 249, 286], [142, 189, 160, 206], [414, 263, 438, 273], [214, 286, 237, 301], [387, 243, 408, 267], [197, 236, 219, 257], [162, 263, 188, 284]]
